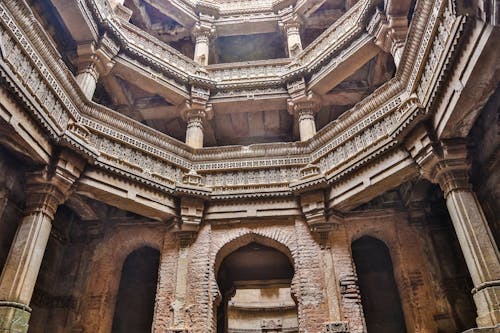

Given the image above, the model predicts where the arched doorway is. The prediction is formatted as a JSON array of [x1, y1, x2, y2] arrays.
[[352, 236, 407, 333], [216, 242, 298, 333], [111, 246, 160, 333]]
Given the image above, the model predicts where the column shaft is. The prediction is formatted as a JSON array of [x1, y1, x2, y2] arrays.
[[445, 189, 500, 327], [193, 36, 209, 66], [298, 109, 316, 141], [75, 66, 99, 100], [185, 111, 205, 149]]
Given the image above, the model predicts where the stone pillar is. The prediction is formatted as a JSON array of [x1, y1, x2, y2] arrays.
[[75, 63, 99, 100], [169, 235, 191, 332], [294, 101, 319, 141], [75, 36, 118, 100], [0, 152, 85, 333], [184, 109, 206, 149], [192, 21, 214, 66], [429, 141, 500, 328]]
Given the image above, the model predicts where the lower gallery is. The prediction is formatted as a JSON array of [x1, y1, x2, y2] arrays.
[[0, 0, 499, 332]]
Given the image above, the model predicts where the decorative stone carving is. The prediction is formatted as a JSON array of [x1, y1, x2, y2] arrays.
[[279, 7, 303, 57], [75, 34, 119, 99], [325, 321, 349, 333], [368, 9, 408, 67]]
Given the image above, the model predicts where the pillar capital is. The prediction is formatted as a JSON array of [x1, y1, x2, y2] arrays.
[[75, 35, 119, 99], [25, 150, 86, 219], [404, 127, 471, 197], [76, 34, 118, 77], [431, 140, 471, 198], [191, 21, 216, 41]]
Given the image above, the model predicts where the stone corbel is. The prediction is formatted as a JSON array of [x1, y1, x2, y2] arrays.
[[173, 196, 205, 243], [75, 35, 119, 99], [368, 9, 408, 67], [290, 163, 338, 244]]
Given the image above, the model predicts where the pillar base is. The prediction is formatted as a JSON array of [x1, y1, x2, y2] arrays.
[[473, 285, 500, 327], [0, 302, 31, 333], [462, 324, 499, 332]]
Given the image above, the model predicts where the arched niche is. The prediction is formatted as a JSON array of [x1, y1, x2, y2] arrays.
[[214, 235, 298, 333], [111, 246, 160, 333], [352, 236, 407, 333]]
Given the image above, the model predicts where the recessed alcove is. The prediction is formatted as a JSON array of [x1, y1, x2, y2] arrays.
[[212, 33, 287, 64]]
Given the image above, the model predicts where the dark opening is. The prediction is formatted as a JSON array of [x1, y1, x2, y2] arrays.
[[212, 33, 286, 63], [352, 236, 407, 333], [216, 242, 298, 333], [111, 246, 160, 333]]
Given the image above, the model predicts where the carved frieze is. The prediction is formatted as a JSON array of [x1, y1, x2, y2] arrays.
[[0, 0, 465, 203]]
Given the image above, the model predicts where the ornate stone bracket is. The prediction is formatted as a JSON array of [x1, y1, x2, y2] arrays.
[[368, 9, 408, 67]]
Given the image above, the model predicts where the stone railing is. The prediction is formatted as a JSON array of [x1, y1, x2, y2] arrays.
[[83, 0, 372, 89], [0, 0, 464, 198]]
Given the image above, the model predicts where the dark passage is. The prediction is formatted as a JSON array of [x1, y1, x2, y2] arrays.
[[111, 246, 160, 333], [352, 236, 407, 333]]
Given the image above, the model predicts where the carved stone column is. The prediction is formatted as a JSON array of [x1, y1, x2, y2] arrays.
[[182, 85, 212, 149], [294, 101, 319, 141], [75, 52, 99, 100], [280, 15, 303, 57], [184, 109, 206, 149], [279, 6, 303, 57], [192, 19, 215, 66], [408, 135, 500, 328], [431, 142, 499, 328], [75, 36, 118, 100], [0, 152, 85, 333]]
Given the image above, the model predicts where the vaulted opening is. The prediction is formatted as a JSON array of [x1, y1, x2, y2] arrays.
[[111, 246, 160, 333], [352, 236, 407, 333], [216, 242, 298, 333]]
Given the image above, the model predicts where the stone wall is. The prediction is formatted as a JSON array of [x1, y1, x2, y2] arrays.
[[21, 190, 479, 333]]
